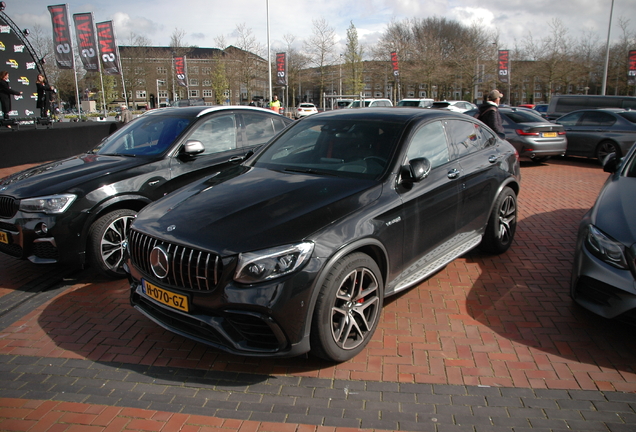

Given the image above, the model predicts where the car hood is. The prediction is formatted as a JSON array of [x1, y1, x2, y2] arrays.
[[134, 166, 382, 256], [592, 176, 636, 246], [0, 154, 149, 198]]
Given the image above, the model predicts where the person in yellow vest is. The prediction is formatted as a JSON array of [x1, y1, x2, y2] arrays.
[[269, 95, 281, 114]]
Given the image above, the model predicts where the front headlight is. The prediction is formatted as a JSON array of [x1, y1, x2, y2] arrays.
[[235, 242, 314, 284], [585, 225, 629, 269], [19, 194, 77, 214]]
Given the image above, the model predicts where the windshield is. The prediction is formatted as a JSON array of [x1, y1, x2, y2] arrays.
[[398, 101, 419, 107], [94, 114, 194, 156], [505, 110, 548, 123], [253, 118, 402, 180]]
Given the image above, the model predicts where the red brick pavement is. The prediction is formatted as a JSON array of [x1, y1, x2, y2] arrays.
[[0, 398, 384, 432], [1, 157, 636, 431]]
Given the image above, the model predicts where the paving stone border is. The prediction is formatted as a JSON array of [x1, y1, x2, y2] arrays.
[[0, 354, 634, 431]]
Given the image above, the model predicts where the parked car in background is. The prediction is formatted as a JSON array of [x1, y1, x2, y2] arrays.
[[555, 109, 636, 161], [533, 104, 549, 118], [397, 98, 434, 108], [431, 100, 477, 113], [127, 108, 520, 361], [517, 104, 535, 109], [546, 95, 636, 121], [348, 98, 393, 108], [171, 98, 207, 107], [0, 106, 292, 278], [334, 99, 353, 109], [571, 142, 636, 320], [466, 107, 567, 163], [295, 103, 319, 119]]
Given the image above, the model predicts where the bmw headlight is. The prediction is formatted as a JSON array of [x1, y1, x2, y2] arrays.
[[585, 225, 628, 269], [235, 242, 314, 284], [19, 194, 77, 214]]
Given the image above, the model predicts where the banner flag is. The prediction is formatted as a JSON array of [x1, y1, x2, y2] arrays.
[[276, 52, 287, 86], [95, 21, 120, 75], [498, 50, 510, 84], [390, 52, 399, 77], [628, 50, 636, 85], [174, 56, 188, 87], [73, 13, 99, 72], [47, 4, 74, 69]]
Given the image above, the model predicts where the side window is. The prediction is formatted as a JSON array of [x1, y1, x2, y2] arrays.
[[406, 121, 450, 168], [557, 112, 583, 127], [242, 113, 278, 147], [580, 111, 616, 127], [187, 114, 237, 155], [445, 119, 490, 158]]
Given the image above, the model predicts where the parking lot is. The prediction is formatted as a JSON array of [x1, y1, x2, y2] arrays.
[[0, 157, 635, 431]]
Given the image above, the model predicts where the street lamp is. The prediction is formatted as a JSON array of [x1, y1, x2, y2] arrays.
[[601, 0, 615, 95]]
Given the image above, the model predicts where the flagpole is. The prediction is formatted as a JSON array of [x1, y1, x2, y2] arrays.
[[266, 0, 272, 104], [66, 5, 82, 118]]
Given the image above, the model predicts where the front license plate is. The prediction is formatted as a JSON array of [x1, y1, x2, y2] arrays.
[[0, 231, 8, 244], [542, 132, 557, 138], [142, 280, 189, 312]]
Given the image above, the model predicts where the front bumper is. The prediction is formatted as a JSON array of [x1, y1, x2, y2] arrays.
[[127, 257, 319, 357], [571, 241, 636, 319], [0, 210, 86, 265]]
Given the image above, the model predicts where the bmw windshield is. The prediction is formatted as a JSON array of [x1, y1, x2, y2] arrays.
[[252, 117, 402, 180], [92, 114, 195, 157]]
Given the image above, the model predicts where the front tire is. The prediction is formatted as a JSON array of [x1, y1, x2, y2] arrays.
[[479, 187, 517, 254], [88, 209, 136, 278], [310, 253, 383, 362]]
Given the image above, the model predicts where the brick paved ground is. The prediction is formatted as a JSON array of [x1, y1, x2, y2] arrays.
[[0, 157, 635, 431]]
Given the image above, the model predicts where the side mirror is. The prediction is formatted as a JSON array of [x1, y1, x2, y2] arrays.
[[602, 152, 617, 173], [181, 140, 205, 157], [401, 157, 431, 183]]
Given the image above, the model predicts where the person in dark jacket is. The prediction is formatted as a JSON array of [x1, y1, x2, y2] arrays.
[[0, 70, 22, 126], [36, 74, 55, 118], [477, 89, 505, 138]]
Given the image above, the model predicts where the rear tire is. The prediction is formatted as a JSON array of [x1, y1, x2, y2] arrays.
[[310, 253, 383, 362], [596, 141, 620, 165], [479, 187, 517, 254], [88, 209, 136, 278]]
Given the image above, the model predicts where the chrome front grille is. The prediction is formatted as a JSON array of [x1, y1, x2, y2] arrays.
[[0, 196, 18, 218], [129, 229, 222, 291]]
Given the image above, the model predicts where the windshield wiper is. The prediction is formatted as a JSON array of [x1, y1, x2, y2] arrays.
[[100, 153, 137, 157], [283, 167, 337, 176]]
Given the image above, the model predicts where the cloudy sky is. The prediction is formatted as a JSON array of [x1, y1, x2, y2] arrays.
[[6, 0, 636, 54]]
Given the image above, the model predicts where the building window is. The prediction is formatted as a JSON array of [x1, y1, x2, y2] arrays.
[[374, 92, 383, 98], [158, 90, 169, 98], [190, 78, 199, 86], [407, 91, 415, 97], [136, 90, 146, 99], [202, 80, 211, 87], [157, 67, 167, 75], [190, 66, 199, 75], [419, 91, 427, 98], [203, 89, 213, 97], [190, 90, 200, 98], [202, 67, 211, 75]]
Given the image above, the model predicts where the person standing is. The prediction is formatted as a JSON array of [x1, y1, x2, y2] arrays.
[[0, 70, 22, 126], [477, 89, 505, 139], [120, 105, 133, 124], [36, 74, 55, 118], [269, 95, 281, 114]]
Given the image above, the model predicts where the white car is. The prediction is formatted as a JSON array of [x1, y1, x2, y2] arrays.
[[295, 103, 318, 119], [431, 100, 477, 113]]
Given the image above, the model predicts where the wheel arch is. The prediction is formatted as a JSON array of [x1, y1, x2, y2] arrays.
[[301, 238, 390, 342], [78, 195, 152, 259]]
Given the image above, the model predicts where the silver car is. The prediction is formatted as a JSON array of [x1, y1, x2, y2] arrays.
[[571, 142, 636, 319]]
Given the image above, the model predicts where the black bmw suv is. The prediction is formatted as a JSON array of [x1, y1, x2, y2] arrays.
[[0, 106, 291, 277], [127, 108, 520, 361]]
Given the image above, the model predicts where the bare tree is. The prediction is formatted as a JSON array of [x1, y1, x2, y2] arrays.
[[281, 34, 310, 106], [343, 21, 364, 97], [303, 17, 337, 108]]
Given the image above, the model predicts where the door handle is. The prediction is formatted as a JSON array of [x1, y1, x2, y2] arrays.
[[229, 156, 244, 163], [447, 168, 460, 179], [488, 155, 498, 163]]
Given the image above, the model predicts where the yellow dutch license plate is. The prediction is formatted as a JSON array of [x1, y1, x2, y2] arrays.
[[0, 231, 8, 244], [542, 132, 557, 138], [143, 280, 189, 312]]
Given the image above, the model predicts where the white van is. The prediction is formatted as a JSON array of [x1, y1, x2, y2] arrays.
[[397, 98, 434, 108], [348, 99, 393, 108]]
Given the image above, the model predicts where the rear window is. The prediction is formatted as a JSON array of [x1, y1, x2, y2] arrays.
[[617, 111, 636, 123], [504, 110, 546, 123]]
